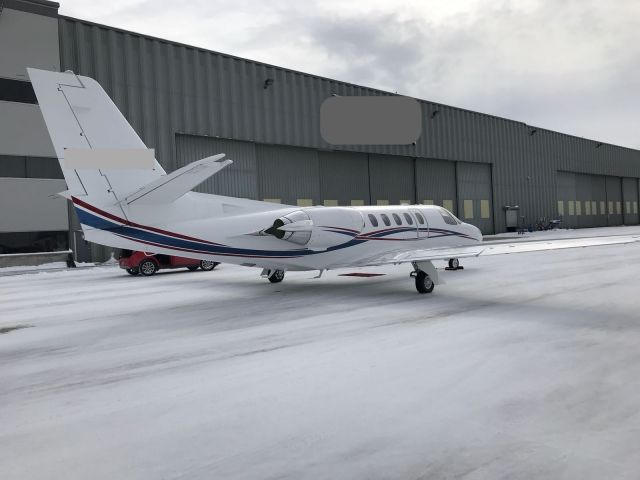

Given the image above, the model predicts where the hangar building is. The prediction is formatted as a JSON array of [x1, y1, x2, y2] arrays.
[[2, 0, 640, 261]]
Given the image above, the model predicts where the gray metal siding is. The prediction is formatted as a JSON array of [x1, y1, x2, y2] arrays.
[[556, 172, 577, 228], [622, 177, 639, 225], [415, 158, 457, 211], [175, 135, 259, 198], [606, 176, 623, 226], [58, 16, 640, 235], [255, 144, 320, 204], [456, 162, 494, 234], [318, 151, 369, 205], [368, 154, 415, 204]]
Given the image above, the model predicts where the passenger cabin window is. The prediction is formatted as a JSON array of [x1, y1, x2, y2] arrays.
[[368, 214, 379, 227], [440, 208, 458, 225], [414, 212, 425, 224], [380, 213, 391, 226], [392, 213, 402, 225], [403, 213, 414, 225]]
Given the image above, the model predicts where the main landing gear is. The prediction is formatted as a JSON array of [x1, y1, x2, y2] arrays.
[[261, 268, 285, 283], [410, 260, 440, 294]]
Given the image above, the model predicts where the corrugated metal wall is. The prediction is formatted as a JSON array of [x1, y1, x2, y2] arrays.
[[456, 162, 494, 234], [368, 154, 415, 204], [606, 177, 623, 226], [318, 151, 369, 205], [175, 135, 259, 198], [255, 144, 320, 205], [622, 178, 639, 225], [415, 159, 457, 212], [58, 16, 640, 235]]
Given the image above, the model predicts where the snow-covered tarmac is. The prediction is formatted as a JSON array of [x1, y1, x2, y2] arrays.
[[3, 227, 640, 479]]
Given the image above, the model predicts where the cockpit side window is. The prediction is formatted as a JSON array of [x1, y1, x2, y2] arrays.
[[368, 214, 379, 227], [380, 213, 391, 226], [439, 207, 459, 225]]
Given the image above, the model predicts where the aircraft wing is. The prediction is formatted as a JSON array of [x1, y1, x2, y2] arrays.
[[361, 234, 640, 266]]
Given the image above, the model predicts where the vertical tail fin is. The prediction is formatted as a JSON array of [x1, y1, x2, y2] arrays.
[[27, 68, 165, 211]]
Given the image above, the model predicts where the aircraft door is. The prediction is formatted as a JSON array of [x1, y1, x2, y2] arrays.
[[409, 208, 429, 238]]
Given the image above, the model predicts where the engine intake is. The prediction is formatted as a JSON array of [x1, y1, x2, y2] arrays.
[[264, 210, 312, 245]]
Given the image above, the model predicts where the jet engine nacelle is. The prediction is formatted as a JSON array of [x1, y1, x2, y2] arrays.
[[268, 207, 364, 250]]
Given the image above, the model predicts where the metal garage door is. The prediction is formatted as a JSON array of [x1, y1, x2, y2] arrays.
[[575, 173, 608, 228], [318, 151, 370, 206], [605, 176, 623, 226], [558, 172, 608, 229], [622, 177, 639, 225], [456, 162, 494, 234], [589, 174, 608, 227], [556, 171, 577, 228], [415, 158, 457, 213], [368, 154, 415, 205], [256, 144, 320, 206], [175, 134, 259, 198]]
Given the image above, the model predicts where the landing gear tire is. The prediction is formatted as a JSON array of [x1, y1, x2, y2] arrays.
[[448, 258, 459, 269], [200, 260, 219, 271], [268, 269, 285, 283], [139, 259, 157, 276], [126, 268, 139, 275], [415, 270, 434, 294]]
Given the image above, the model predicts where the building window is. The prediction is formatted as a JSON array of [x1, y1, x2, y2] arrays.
[[0, 231, 68, 254], [392, 213, 402, 225], [380, 213, 391, 226], [368, 214, 378, 227], [0, 78, 38, 104], [0, 155, 63, 179]]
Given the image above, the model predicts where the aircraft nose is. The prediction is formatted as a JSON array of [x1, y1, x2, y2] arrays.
[[475, 226, 483, 242]]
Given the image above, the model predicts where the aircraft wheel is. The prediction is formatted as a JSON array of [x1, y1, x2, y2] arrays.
[[268, 269, 285, 283], [126, 268, 139, 275], [415, 270, 434, 294], [448, 258, 460, 269], [200, 260, 219, 271], [139, 259, 158, 276]]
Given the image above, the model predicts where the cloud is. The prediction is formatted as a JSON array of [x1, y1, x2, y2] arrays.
[[58, 0, 640, 148]]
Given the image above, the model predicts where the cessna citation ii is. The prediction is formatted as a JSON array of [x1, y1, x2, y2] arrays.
[[28, 69, 640, 294]]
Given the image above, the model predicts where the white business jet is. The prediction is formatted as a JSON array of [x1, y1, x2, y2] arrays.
[[28, 69, 640, 293]]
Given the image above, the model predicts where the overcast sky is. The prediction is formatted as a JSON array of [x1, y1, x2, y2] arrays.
[[59, 0, 639, 149]]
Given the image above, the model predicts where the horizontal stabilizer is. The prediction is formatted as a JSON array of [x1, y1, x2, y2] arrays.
[[123, 154, 232, 205]]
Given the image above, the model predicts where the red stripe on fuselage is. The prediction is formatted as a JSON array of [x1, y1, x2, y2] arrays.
[[72, 196, 222, 246]]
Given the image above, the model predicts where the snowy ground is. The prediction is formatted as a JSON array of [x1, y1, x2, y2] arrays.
[[2, 227, 640, 480]]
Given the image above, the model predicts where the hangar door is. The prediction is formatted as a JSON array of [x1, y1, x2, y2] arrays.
[[557, 172, 615, 228], [622, 178, 639, 225], [556, 171, 577, 228], [318, 151, 370, 206], [456, 162, 493, 234], [415, 158, 456, 213], [576, 173, 607, 228], [605, 177, 623, 226], [368, 154, 415, 205], [256, 144, 321, 206], [175, 134, 259, 198]]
